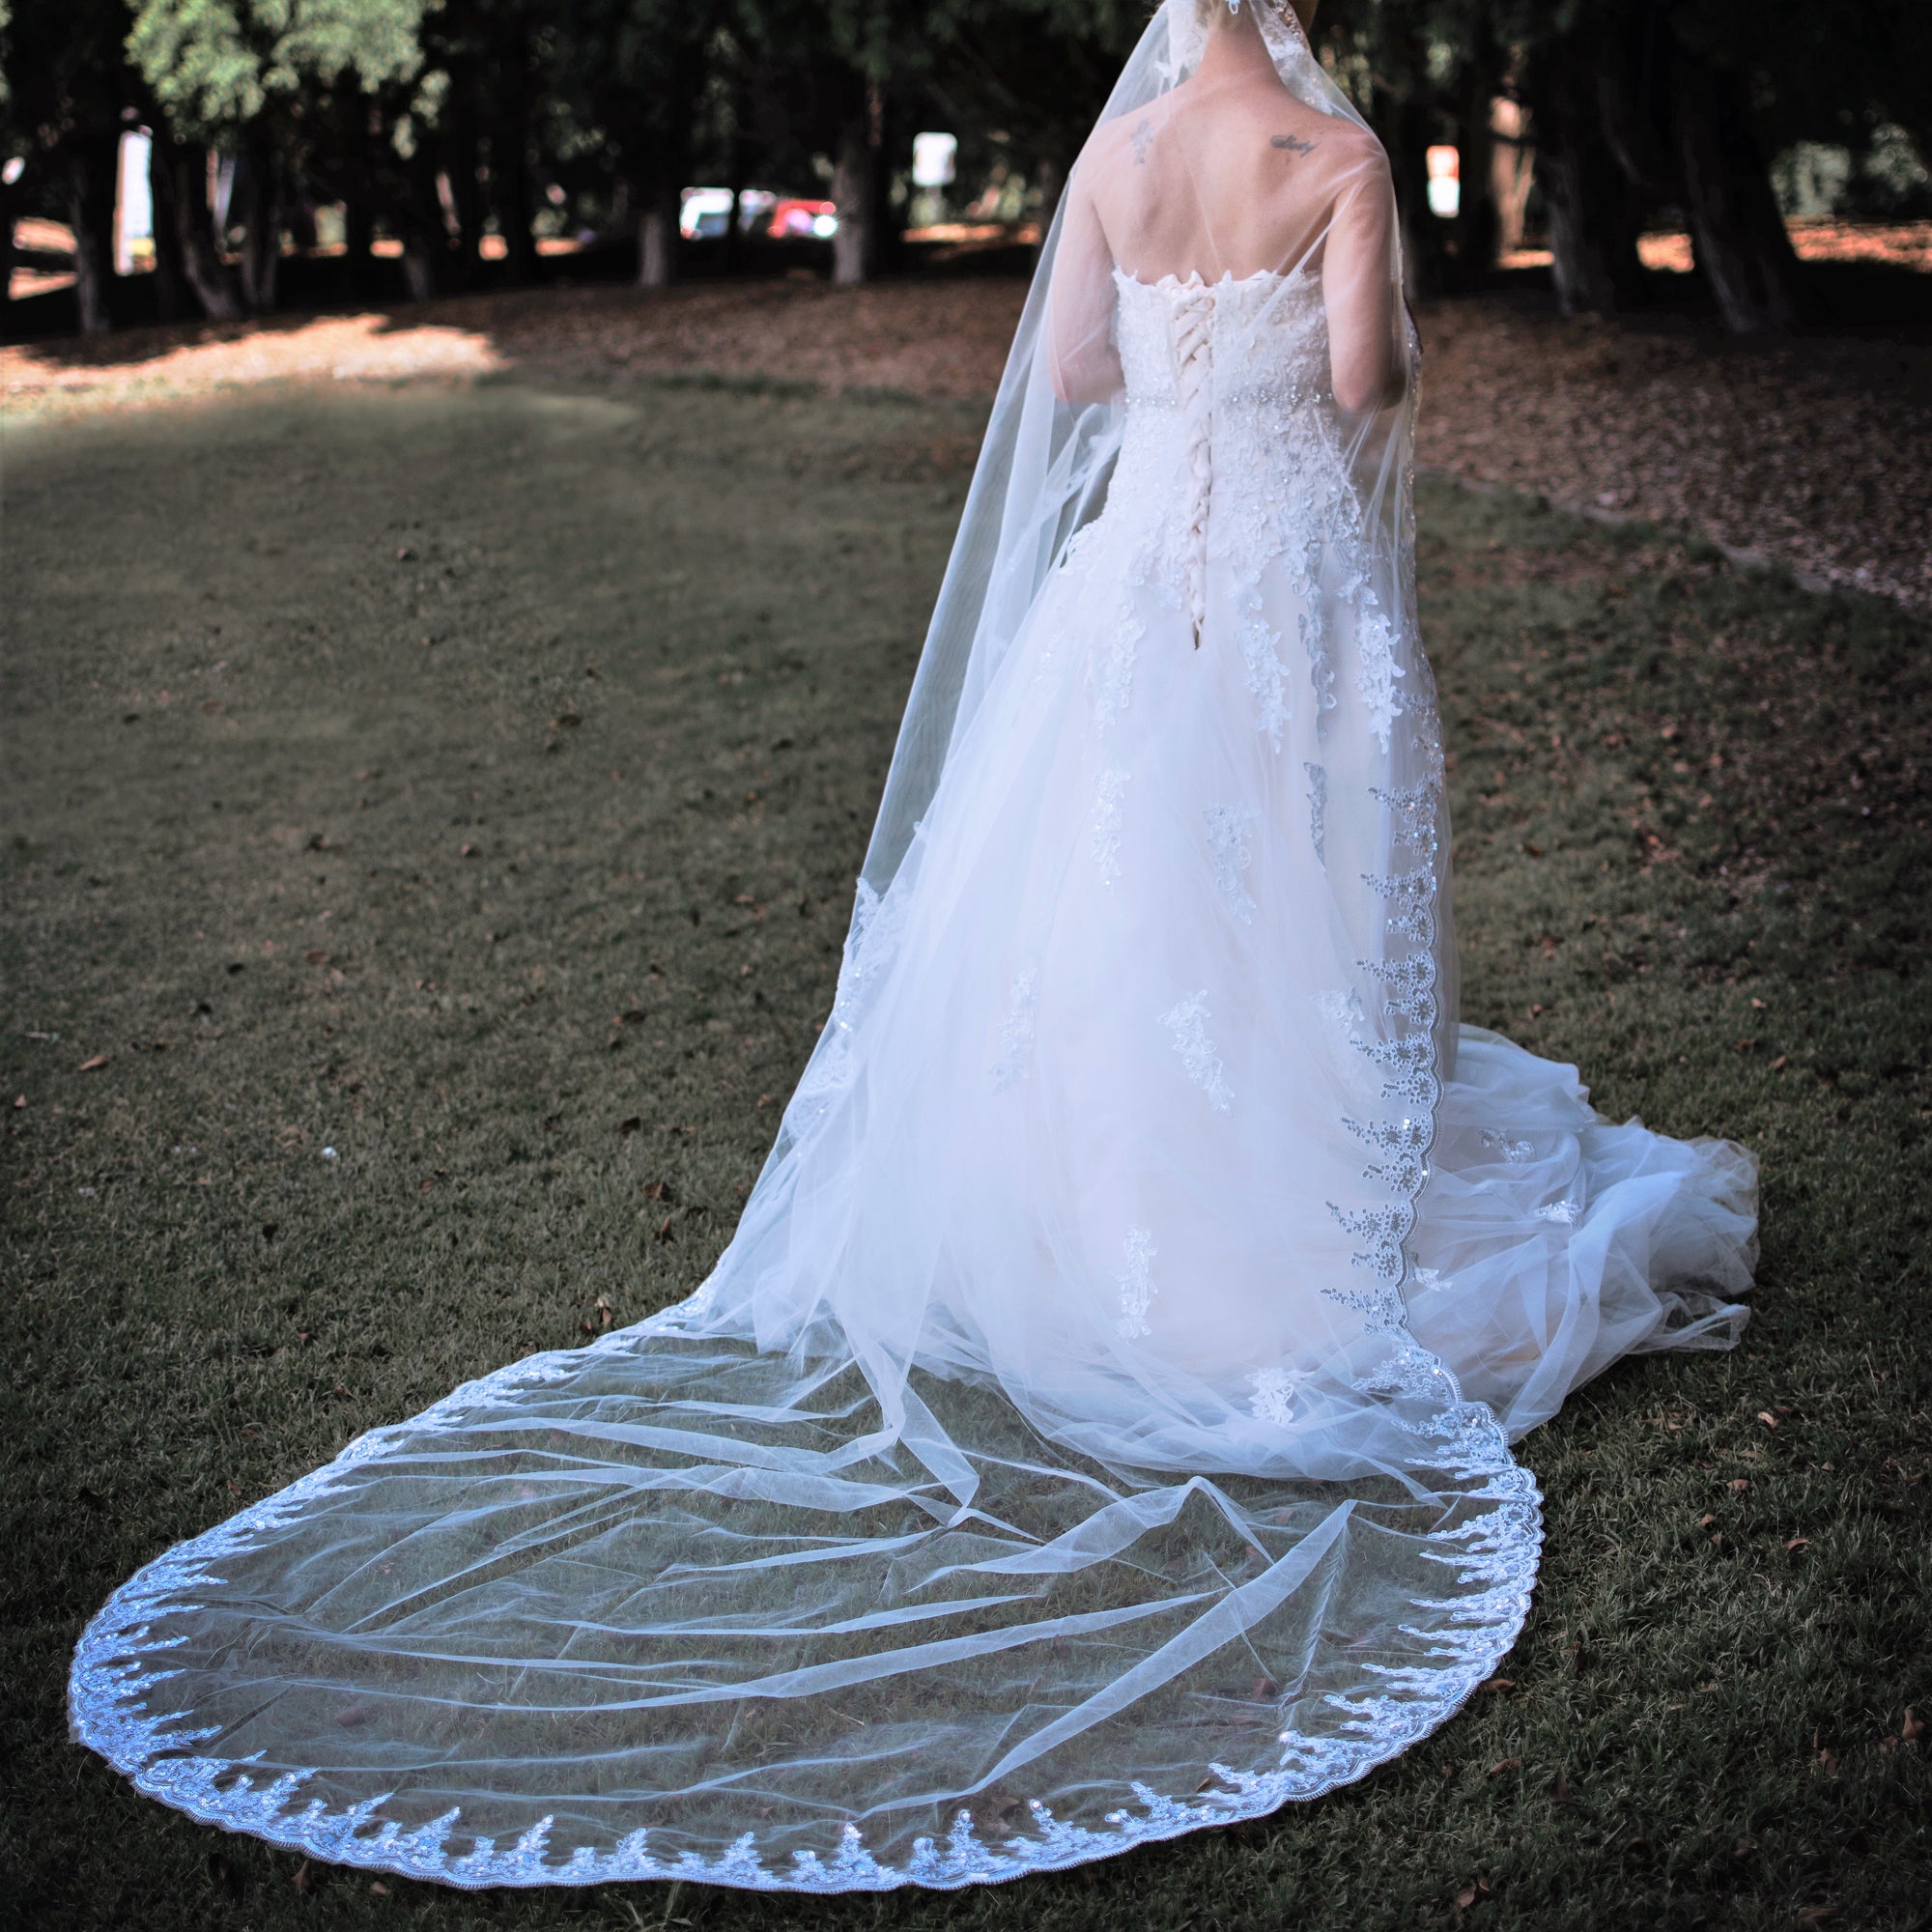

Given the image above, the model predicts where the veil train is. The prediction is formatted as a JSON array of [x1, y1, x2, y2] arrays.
[[69, 0, 1755, 1890]]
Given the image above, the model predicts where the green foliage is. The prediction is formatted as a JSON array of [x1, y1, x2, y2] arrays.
[[127, 0, 428, 142]]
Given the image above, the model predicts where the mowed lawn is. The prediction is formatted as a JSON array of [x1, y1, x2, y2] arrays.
[[3, 371, 1928, 1932]]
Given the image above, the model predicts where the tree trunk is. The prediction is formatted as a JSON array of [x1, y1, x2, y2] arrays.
[[443, 75, 486, 287], [399, 231, 440, 302], [1, 170, 24, 320], [66, 131, 121, 334], [235, 124, 283, 313], [152, 141, 239, 319], [1526, 43, 1646, 316], [343, 198, 375, 302], [1386, 91, 1449, 303], [148, 146, 187, 323], [1666, 41, 1805, 333], [495, 93, 536, 288], [1449, 42, 1503, 284], [639, 187, 677, 287], [831, 116, 876, 287]]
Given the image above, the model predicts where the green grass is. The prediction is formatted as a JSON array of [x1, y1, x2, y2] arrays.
[[3, 375, 1928, 1931]]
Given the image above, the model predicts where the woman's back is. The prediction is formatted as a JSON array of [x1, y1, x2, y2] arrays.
[[1082, 68, 1380, 286]]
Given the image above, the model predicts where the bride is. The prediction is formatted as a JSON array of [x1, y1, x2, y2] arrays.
[[71, 0, 1756, 1893]]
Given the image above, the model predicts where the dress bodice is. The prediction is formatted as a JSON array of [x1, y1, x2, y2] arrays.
[[1100, 267, 1352, 650], [1112, 267, 1330, 419]]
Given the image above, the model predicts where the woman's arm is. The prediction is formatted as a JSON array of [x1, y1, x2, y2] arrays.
[[1321, 142, 1406, 415], [1046, 172, 1124, 408]]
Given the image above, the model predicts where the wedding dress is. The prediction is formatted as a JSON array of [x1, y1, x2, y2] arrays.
[[70, 0, 1755, 1892]]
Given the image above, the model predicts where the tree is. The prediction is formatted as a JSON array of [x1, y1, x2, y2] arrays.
[[1, 0, 135, 331], [557, 0, 718, 287], [128, 0, 428, 310]]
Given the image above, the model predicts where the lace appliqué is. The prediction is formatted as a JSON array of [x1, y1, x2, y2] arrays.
[[1092, 600, 1144, 731], [1092, 767, 1130, 886], [1300, 608, 1337, 743], [1160, 991, 1233, 1111], [1354, 607, 1405, 753], [1248, 1364, 1315, 1427], [1116, 1226, 1158, 1339], [1303, 762, 1327, 870], [1203, 806, 1259, 923], [1481, 1130, 1533, 1164], [1238, 582, 1291, 750], [1535, 1198, 1582, 1225], [991, 965, 1039, 1093]]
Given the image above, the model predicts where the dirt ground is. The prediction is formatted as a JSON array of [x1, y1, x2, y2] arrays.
[[6, 270, 1928, 608]]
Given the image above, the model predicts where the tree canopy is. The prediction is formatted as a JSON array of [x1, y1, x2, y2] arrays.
[[4, 0, 1923, 332]]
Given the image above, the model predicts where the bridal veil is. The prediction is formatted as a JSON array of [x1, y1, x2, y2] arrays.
[[70, 0, 1753, 1890]]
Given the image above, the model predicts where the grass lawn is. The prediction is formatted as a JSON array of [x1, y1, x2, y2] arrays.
[[3, 372, 1928, 1931]]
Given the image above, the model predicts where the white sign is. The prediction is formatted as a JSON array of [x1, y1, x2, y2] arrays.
[[912, 132, 957, 190]]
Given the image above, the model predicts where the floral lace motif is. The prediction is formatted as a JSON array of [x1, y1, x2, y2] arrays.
[[1116, 1226, 1158, 1339], [1303, 761, 1328, 870], [1160, 991, 1233, 1111], [1092, 767, 1130, 886], [1534, 1198, 1582, 1225], [1203, 805, 1259, 923], [1481, 1130, 1533, 1164], [1248, 1363, 1315, 1427], [1354, 608, 1405, 753], [991, 965, 1039, 1093]]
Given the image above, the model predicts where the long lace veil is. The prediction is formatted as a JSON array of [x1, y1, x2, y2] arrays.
[[70, 0, 1542, 1892]]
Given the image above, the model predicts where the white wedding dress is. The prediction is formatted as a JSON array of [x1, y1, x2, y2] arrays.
[[70, 0, 1755, 1894]]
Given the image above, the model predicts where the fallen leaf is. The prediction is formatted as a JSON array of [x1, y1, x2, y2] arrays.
[[77, 1054, 110, 1072], [12, 1094, 25, 1110], [1699, 1513, 1718, 1528], [1485, 1757, 1522, 1777], [291, 1859, 313, 1893], [616, 1117, 641, 1136], [642, 1180, 669, 1201], [1786, 1536, 1810, 1554], [1796, 1907, 1835, 1927], [1550, 1770, 1575, 1805], [1903, 1708, 1926, 1744], [305, 948, 330, 964], [1478, 1676, 1516, 1694], [1731, 1837, 1752, 1859], [1756, 1411, 1779, 1429], [1818, 1747, 1839, 1775], [552, 713, 582, 729], [370, 1879, 389, 1895], [1769, 1055, 1788, 1071], [1455, 1877, 1493, 1911], [1728, 1478, 1750, 1493], [460, 842, 477, 857], [654, 1215, 673, 1242]]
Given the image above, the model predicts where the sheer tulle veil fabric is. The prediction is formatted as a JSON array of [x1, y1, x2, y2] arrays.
[[69, 0, 1756, 1893]]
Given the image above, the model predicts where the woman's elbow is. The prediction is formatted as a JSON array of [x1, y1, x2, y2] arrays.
[[1333, 356, 1407, 416]]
